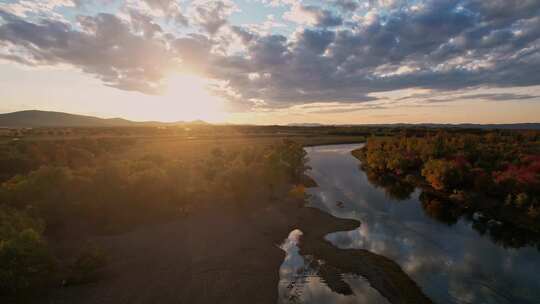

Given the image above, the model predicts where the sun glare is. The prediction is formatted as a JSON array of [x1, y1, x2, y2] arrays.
[[160, 74, 227, 123]]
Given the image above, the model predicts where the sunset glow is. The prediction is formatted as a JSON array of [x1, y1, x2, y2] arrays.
[[161, 74, 227, 123], [0, 0, 539, 123]]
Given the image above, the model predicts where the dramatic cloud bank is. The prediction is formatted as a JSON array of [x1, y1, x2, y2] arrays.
[[1, 0, 539, 111]]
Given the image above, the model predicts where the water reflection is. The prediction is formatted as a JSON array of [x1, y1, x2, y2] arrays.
[[419, 191, 540, 249], [363, 169, 416, 201], [304, 144, 540, 304], [278, 230, 390, 304]]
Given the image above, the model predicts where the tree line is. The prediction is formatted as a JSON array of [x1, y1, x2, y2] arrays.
[[354, 130, 540, 225]]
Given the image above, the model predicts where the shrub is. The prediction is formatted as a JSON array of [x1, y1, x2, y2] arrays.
[[288, 185, 306, 200], [528, 205, 540, 219], [0, 207, 55, 293], [515, 193, 530, 208], [67, 243, 108, 285]]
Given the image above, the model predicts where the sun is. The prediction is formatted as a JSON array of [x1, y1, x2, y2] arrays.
[[160, 74, 227, 123]]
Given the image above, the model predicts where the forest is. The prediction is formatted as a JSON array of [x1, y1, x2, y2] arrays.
[[353, 130, 540, 236], [0, 131, 311, 297]]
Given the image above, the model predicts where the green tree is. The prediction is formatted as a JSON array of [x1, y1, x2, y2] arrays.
[[0, 206, 55, 293]]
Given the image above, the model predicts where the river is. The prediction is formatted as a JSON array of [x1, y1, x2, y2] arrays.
[[278, 144, 540, 304]]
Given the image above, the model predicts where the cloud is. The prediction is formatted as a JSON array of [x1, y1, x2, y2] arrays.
[[425, 93, 540, 103], [0, 10, 177, 94], [121, 0, 188, 26], [239, 14, 286, 36], [208, 0, 540, 109], [0, 0, 77, 21], [0, 0, 539, 110], [143, 0, 189, 25], [140, 0, 177, 11], [172, 33, 213, 71], [127, 10, 163, 38], [333, 0, 361, 12], [468, 93, 540, 101], [188, 0, 238, 34], [295, 29, 335, 54], [284, 4, 343, 28]]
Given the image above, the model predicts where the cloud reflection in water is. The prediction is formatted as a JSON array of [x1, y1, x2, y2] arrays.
[[304, 144, 540, 304], [278, 229, 389, 304]]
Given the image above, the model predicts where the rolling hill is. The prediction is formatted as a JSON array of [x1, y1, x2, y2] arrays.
[[0, 110, 206, 127], [1, 110, 538, 129]]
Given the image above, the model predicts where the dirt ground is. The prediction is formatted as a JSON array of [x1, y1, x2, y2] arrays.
[[26, 193, 430, 304]]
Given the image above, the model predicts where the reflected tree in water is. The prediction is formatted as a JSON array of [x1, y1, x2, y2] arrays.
[[419, 192, 461, 225], [360, 166, 540, 251], [363, 167, 416, 201]]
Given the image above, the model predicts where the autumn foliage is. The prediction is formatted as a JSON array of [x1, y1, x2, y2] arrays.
[[355, 130, 540, 218], [0, 138, 308, 295]]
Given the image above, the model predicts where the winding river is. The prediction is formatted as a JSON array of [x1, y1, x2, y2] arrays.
[[279, 144, 540, 304]]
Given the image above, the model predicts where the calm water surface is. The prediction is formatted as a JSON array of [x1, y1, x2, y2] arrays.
[[278, 144, 540, 304]]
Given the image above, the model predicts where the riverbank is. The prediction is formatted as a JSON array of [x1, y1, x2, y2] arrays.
[[22, 189, 430, 304]]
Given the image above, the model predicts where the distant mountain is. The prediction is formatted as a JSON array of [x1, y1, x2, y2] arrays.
[[0, 110, 208, 127], [367, 123, 540, 130], [446, 123, 540, 130], [287, 123, 325, 127], [1, 110, 538, 130], [285, 122, 540, 130]]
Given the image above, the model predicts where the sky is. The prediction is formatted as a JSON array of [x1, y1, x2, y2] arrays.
[[0, 0, 539, 124]]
